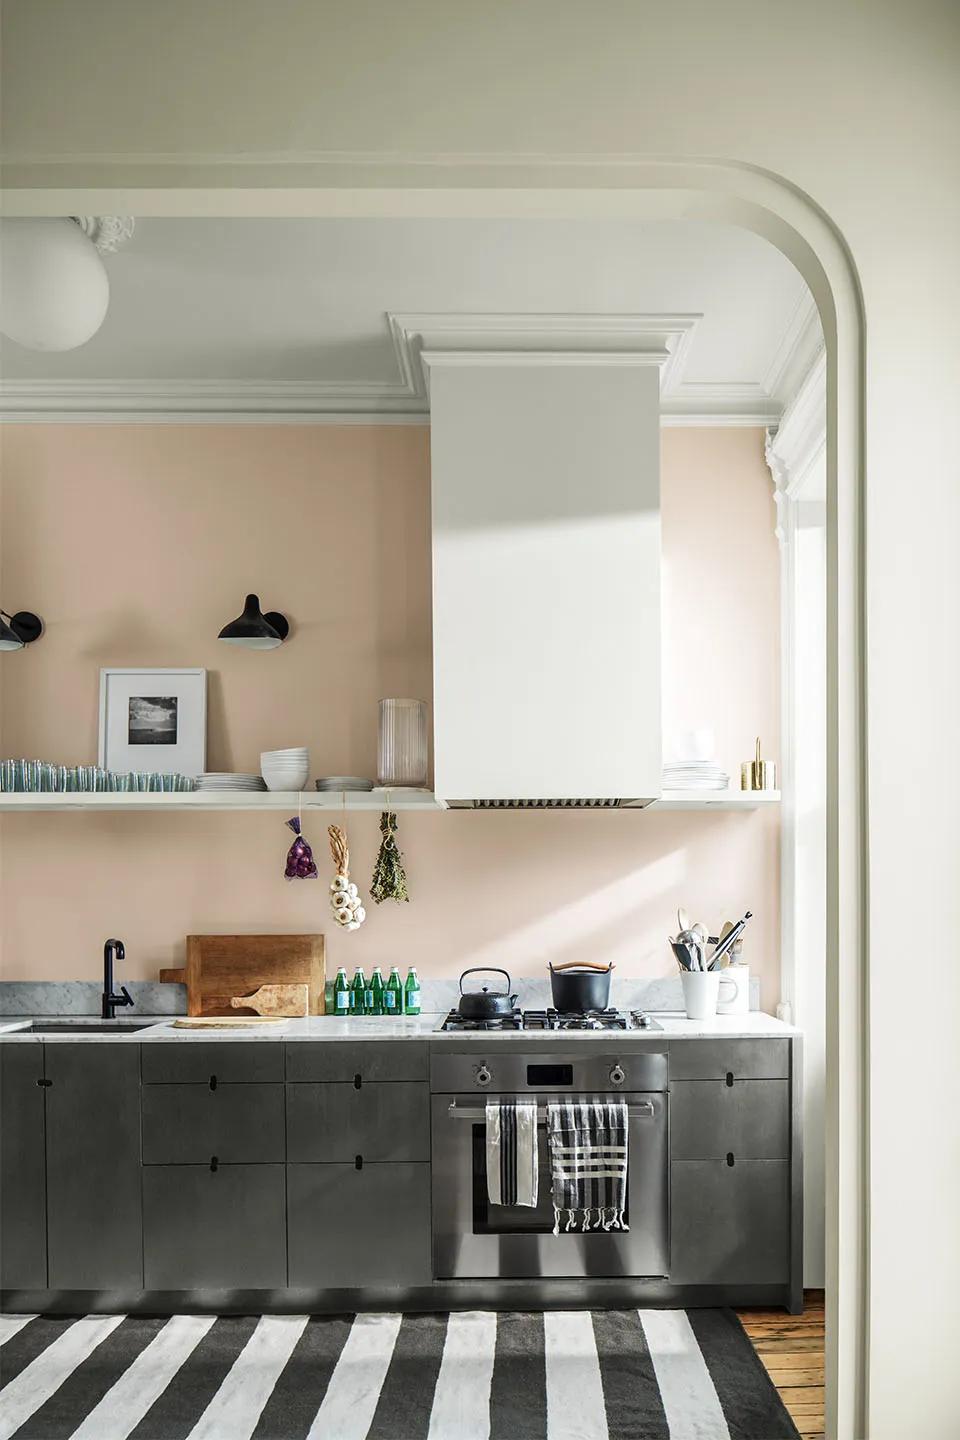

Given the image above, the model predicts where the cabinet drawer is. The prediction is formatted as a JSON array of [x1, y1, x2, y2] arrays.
[[286, 1082, 429, 1163], [287, 1162, 431, 1287], [142, 1083, 285, 1164], [285, 1041, 428, 1084], [671, 1080, 789, 1160], [670, 1159, 789, 1284], [668, 1039, 790, 1081], [143, 1164, 286, 1288], [141, 1042, 283, 1084]]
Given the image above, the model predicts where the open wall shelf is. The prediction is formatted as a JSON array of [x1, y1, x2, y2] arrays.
[[0, 788, 780, 814]]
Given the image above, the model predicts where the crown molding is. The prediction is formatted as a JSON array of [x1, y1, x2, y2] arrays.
[[766, 346, 827, 501], [763, 290, 823, 403], [0, 305, 816, 425]]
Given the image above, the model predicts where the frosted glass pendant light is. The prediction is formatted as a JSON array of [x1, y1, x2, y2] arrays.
[[378, 699, 428, 787], [0, 218, 109, 351]]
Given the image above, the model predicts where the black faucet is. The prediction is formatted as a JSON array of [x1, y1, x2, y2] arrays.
[[102, 938, 134, 1019]]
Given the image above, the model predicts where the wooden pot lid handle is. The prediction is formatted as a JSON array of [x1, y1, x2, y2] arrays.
[[549, 960, 615, 973]]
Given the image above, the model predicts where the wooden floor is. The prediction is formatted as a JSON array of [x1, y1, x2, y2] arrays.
[[738, 1290, 825, 1439]]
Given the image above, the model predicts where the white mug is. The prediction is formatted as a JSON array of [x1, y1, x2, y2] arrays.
[[716, 964, 750, 1015], [681, 970, 738, 1020]]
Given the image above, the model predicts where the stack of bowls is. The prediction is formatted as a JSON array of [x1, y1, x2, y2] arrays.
[[260, 748, 309, 792]]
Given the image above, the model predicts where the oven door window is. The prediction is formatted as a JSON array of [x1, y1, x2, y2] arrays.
[[471, 1121, 630, 1235]]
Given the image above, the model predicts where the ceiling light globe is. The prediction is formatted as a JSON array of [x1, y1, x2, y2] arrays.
[[0, 218, 109, 352]]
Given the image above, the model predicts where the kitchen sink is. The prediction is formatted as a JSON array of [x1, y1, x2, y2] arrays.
[[19, 1020, 157, 1033]]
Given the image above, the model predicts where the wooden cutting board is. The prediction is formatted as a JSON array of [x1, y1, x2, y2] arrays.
[[160, 934, 325, 1017]]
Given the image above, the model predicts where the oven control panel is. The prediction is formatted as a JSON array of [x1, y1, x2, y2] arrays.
[[433, 1049, 668, 1093]]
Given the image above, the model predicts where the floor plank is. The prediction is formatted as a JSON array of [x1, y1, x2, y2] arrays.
[[738, 1290, 825, 1436]]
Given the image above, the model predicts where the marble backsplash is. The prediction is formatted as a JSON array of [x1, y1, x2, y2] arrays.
[[0, 974, 760, 1016]]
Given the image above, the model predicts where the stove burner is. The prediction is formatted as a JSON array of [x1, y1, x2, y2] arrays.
[[440, 1006, 662, 1032]]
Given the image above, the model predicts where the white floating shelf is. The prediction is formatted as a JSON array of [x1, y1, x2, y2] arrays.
[[650, 789, 780, 811], [0, 788, 779, 814], [0, 788, 447, 813]]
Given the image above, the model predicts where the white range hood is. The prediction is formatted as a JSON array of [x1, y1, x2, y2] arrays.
[[427, 341, 663, 808]]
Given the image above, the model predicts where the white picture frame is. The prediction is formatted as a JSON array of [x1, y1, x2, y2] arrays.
[[98, 668, 207, 777]]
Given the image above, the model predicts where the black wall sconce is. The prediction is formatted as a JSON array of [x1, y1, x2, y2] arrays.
[[0, 609, 44, 652], [217, 593, 289, 650]]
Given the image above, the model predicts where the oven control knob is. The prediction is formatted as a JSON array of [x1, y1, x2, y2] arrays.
[[475, 1065, 492, 1087], [609, 1064, 626, 1086]]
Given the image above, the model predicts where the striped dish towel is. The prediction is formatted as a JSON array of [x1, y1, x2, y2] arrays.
[[486, 1100, 539, 1207], [548, 1099, 629, 1233]]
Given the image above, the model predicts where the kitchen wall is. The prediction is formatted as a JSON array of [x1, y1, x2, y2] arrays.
[[0, 423, 780, 1005]]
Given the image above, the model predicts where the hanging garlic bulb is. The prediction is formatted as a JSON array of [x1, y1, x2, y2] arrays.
[[327, 824, 366, 930]]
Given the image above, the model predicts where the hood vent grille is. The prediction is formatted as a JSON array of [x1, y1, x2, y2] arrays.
[[447, 797, 652, 810]]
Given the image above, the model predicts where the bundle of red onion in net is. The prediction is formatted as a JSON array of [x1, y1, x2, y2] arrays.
[[283, 816, 318, 880]]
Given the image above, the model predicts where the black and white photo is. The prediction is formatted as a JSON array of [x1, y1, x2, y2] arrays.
[[127, 695, 178, 746]]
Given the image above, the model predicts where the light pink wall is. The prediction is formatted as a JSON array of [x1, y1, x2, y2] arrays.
[[0, 425, 781, 1006]]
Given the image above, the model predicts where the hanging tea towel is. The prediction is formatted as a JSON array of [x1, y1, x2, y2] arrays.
[[486, 1099, 539, 1208], [548, 1099, 629, 1233]]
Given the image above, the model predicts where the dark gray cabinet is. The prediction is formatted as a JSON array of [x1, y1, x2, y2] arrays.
[[142, 1083, 285, 1164], [285, 1041, 428, 1084], [670, 1159, 790, 1283], [287, 1162, 431, 1287], [45, 1044, 142, 1289], [0, 1045, 47, 1288], [143, 1163, 286, 1288], [142, 1042, 283, 1084], [287, 1082, 430, 1163], [669, 1039, 789, 1081], [671, 1079, 790, 1160]]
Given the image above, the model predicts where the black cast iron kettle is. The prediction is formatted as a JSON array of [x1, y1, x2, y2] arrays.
[[457, 967, 517, 1021]]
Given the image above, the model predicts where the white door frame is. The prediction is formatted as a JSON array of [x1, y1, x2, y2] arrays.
[[4, 161, 868, 1437]]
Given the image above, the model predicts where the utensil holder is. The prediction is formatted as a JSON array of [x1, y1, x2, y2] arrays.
[[681, 970, 738, 1020]]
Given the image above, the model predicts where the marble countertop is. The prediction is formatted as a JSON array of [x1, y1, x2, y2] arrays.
[[0, 1011, 798, 1042]]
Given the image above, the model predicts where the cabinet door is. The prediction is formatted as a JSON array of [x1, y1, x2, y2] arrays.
[[0, 1045, 47, 1288], [142, 1042, 283, 1084], [286, 1042, 428, 1084], [143, 1164, 286, 1288], [286, 1082, 430, 1163], [671, 1080, 790, 1160], [669, 1040, 790, 1081], [45, 1044, 142, 1289], [288, 1162, 431, 1287], [670, 1159, 789, 1284], [142, 1083, 285, 1164]]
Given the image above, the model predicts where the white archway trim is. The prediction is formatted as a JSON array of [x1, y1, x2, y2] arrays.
[[1, 163, 867, 1439]]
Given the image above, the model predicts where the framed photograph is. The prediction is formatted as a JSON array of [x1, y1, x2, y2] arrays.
[[99, 668, 207, 777]]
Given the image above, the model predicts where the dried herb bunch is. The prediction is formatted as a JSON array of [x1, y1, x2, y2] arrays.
[[370, 811, 409, 904]]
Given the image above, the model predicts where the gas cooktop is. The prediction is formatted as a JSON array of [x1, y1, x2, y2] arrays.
[[439, 1007, 663, 1033]]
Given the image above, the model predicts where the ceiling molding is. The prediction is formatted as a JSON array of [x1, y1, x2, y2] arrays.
[[0, 303, 816, 425], [762, 290, 823, 404], [765, 347, 827, 504]]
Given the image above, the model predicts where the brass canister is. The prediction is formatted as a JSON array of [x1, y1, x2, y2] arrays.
[[741, 736, 777, 790]]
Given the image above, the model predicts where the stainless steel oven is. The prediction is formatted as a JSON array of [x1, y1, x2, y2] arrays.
[[431, 1047, 668, 1279]]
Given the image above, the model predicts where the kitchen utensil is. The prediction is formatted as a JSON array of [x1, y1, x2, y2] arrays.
[[230, 982, 310, 1017], [677, 907, 690, 933], [159, 933, 325, 1016], [681, 970, 738, 1020], [716, 964, 750, 1014], [171, 1016, 289, 1028], [548, 959, 614, 1012], [457, 967, 517, 1021], [670, 940, 695, 971], [677, 928, 704, 970], [741, 737, 777, 791], [709, 911, 753, 968]]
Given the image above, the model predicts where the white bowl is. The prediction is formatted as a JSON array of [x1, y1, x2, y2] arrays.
[[262, 771, 309, 792]]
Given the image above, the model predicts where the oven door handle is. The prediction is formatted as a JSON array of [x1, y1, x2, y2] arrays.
[[446, 1101, 657, 1121]]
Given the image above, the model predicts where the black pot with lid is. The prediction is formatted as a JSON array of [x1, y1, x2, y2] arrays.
[[457, 967, 518, 1021]]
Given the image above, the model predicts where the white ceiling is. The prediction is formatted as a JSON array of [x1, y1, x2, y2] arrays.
[[0, 217, 821, 422]]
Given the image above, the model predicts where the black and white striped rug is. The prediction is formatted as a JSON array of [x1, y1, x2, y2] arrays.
[[0, 1308, 799, 1439]]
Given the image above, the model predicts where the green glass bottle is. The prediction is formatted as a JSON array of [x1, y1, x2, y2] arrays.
[[351, 966, 366, 1016], [333, 966, 350, 1015], [384, 966, 403, 1016], [404, 966, 421, 1016], [369, 966, 385, 1017]]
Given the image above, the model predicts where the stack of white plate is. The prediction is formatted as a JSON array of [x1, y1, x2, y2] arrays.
[[260, 748, 310, 792], [662, 760, 730, 792], [195, 773, 267, 792]]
